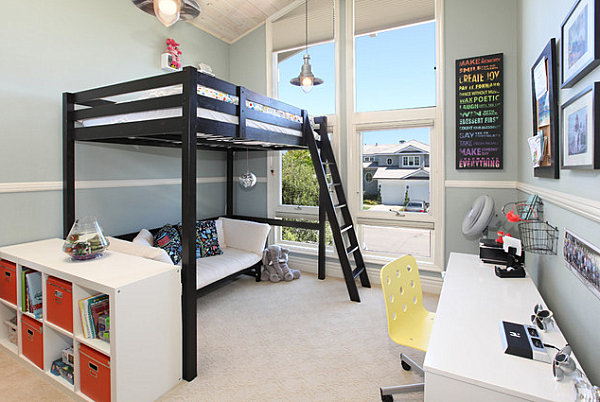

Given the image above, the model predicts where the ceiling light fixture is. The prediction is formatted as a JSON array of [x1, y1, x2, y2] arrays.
[[290, 0, 324, 93], [154, 0, 181, 27], [131, 0, 201, 27]]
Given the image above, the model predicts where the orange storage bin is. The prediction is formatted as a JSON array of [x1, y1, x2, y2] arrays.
[[80, 344, 111, 402], [46, 276, 73, 332], [0, 259, 17, 305], [21, 315, 44, 369]]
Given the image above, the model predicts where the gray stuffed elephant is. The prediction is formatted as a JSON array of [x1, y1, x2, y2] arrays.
[[261, 245, 300, 282], [261, 245, 283, 282], [279, 247, 300, 280]]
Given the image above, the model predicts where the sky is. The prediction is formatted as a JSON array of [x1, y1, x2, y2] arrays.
[[277, 21, 436, 146]]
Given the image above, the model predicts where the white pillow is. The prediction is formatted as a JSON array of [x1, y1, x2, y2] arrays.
[[107, 237, 174, 265], [215, 218, 226, 249], [132, 229, 154, 247], [219, 217, 270, 255]]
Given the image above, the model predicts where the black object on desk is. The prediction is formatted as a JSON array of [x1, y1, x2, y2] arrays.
[[495, 252, 526, 278], [480, 238, 525, 265], [499, 321, 550, 363]]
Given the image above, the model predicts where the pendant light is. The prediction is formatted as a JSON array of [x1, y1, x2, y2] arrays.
[[131, 0, 201, 26], [154, 0, 181, 27], [239, 148, 257, 189], [290, 0, 324, 93]]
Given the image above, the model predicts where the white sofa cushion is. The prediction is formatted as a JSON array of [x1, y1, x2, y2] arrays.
[[107, 236, 174, 265], [218, 217, 270, 255], [196, 248, 261, 288], [132, 228, 154, 247], [215, 218, 226, 249]]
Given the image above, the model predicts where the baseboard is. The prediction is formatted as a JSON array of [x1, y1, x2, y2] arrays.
[[288, 254, 442, 294]]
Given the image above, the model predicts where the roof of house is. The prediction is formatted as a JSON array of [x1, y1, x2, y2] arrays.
[[363, 140, 430, 156], [372, 167, 430, 180]]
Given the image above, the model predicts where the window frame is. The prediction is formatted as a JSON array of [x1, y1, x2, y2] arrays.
[[266, 0, 445, 272]]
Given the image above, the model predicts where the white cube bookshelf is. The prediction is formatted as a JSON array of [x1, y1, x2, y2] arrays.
[[0, 238, 182, 401]]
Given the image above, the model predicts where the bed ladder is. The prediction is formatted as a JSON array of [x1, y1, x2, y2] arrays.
[[304, 113, 371, 302]]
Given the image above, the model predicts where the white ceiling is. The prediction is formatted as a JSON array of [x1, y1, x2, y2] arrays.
[[188, 0, 299, 44]]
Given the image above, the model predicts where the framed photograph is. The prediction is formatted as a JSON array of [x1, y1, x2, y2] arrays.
[[561, 82, 600, 169], [531, 39, 559, 178], [561, 0, 600, 88], [564, 229, 600, 300]]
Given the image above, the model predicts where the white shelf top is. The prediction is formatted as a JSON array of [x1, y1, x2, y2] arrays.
[[0, 238, 177, 291], [424, 252, 581, 401]]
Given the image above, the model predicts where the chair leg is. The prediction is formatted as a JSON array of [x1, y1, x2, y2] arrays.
[[400, 353, 424, 376], [380, 383, 425, 400]]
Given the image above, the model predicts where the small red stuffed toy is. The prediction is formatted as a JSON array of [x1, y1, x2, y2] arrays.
[[165, 38, 182, 69]]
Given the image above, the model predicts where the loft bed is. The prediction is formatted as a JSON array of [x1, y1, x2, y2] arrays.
[[62, 66, 330, 381]]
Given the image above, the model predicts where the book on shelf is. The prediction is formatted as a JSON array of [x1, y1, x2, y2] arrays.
[[25, 270, 42, 318], [78, 294, 108, 339]]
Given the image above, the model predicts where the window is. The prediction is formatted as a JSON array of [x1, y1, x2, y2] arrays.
[[355, 22, 436, 112], [276, 42, 335, 116], [402, 156, 421, 167], [270, 0, 442, 269], [281, 150, 318, 207], [361, 128, 431, 211], [362, 225, 431, 258]]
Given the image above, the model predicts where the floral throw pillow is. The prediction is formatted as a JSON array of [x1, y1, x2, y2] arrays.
[[196, 220, 223, 258], [153, 224, 182, 264], [176, 220, 223, 258]]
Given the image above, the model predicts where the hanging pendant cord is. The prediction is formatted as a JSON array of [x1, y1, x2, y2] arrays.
[[246, 148, 249, 172], [305, 0, 308, 55]]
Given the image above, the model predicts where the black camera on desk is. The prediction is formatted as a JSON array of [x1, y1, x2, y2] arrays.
[[479, 237, 526, 278]]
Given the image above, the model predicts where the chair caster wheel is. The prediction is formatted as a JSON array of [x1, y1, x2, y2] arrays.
[[401, 361, 412, 371], [381, 394, 393, 402]]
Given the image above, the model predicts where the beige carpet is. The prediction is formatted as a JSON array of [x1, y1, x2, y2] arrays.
[[0, 273, 438, 401]]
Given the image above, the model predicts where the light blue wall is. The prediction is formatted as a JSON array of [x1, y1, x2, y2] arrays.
[[443, 0, 519, 260], [229, 25, 268, 94], [0, 0, 230, 244], [517, 0, 600, 383]]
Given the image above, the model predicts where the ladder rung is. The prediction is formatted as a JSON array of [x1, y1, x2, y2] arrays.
[[352, 266, 365, 279], [330, 182, 342, 187], [347, 245, 359, 255], [334, 203, 347, 209], [340, 224, 353, 233]]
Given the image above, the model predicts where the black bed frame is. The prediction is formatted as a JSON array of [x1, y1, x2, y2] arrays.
[[62, 66, 328, 381]]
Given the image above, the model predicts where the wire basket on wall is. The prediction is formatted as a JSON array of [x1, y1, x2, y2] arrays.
[[518, 221, 559, 255], [502, 198, 544, 223]]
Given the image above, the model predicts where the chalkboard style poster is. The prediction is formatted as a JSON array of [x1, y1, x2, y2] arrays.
[[456, 53, 504, 169]]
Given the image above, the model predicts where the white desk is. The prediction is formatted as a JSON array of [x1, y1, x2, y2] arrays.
[[424, 252, 583, 401]]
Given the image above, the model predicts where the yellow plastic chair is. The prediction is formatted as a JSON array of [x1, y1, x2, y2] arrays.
[[379, 255, 435, 401]]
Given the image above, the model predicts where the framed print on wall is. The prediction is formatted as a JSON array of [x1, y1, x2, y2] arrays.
[[561, 0, 600, 88], [561, 82, 600, 169], [531, 39, 559, 178]]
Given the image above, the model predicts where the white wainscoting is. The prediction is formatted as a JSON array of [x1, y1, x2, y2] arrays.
[[0, 176, 267, 194]]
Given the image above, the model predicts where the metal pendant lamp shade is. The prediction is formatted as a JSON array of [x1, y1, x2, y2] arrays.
[[131, 0, 201, 27], [290, 54, 324, 93], [290, 0, 324, 93]]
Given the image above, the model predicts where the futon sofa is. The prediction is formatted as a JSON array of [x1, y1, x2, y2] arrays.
[[108, 217, 271, 290]]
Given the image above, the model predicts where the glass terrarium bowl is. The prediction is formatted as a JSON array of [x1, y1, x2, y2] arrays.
[[63, 216, 110, 260]]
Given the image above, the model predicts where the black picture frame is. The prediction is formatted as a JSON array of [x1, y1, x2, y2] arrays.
[[531, 39, 560, 179], [560, 82, 600, 169], [561, 0, 600, 88]]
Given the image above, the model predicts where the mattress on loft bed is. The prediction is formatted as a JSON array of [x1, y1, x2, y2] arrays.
[[77, 84, 310, 140]]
